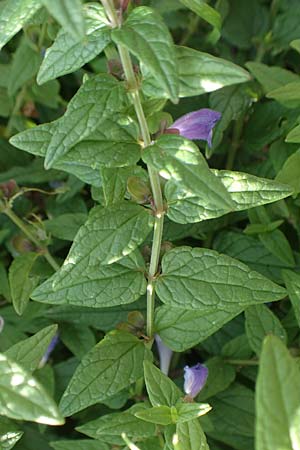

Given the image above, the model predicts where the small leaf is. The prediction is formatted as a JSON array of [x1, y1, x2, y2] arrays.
[[245, 304, 287, 355], [256, 336, 300, 450], [282, 269, 300, 328], [5, 324, 58, 372], [276, 149, 300, 193], [246, 61, 300, 93], [266, 81, 300, 108], [156, 246, 286, 311], [60, 323, 96, 359], [44, 213, 87, 241], [135, 405, 174, 425], [179, 0, 221, 37], [0, 417, 23, 450], [176, 402, 212, 423], [286, 125, 300, 143], [144, 360, 182, 407], [9, 252, 39, 315], [155, 305, 242, 352], [175, 419, 209, 450], [0, 353, 64, 425], [0, 0, 41, 51], [37, 4, 110, 84], [112, 6, 178, 102], [41, 0, 85, 41], [76, 405, 155, 445]]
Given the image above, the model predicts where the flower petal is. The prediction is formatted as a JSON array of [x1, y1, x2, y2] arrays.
[[184, 363, 208, 398], [170, 108, 221, 146]]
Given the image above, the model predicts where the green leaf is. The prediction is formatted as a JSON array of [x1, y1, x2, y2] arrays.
[[175, 46, 250, 98], [266, 81, 300, 108], [112, 6, 178, 102], [9, 115, 141, 185], [9, 252, 40, 316], [143, 135, 234, 224], [246, 62, 300, 93], [196, 357, 236, 401], [176, 403, 212, 423], [258, 229, 295, 267], [179, 0, 221, 37], [37, 4, 110, 84], [0, 0, 41, 51], [0, 417, 23, 450], [43, 74, 127, 169], [135, 405, 175, 425], [32, 250, 147, 308], [156, 246, 286, 311], [41, 0, 85, 41], [256, 335, 300, 450], [77, 405, 156, 445], [0, 88, 13, 118], [291, 39, 300, 53], [0, 261, 11, 301], [282, 270, 300, 328], [8, 38, 41, 96], [144, 360, 182, 407], [60, 323, 96, 359], [276, 149, 300, 193], [5, 324, 58, 372], [59, 330, 152, 416], [155, 306, 242, 352], [44, 213, 87, 241], [208, 383, 254, 447], [175, 419, 209, 450], [100, 167, 131, 206], [222, 334, 253, 360], [286, 125, 300, 143], [0, 352, 64, 425], [244, 220, 284, 235], [214, 169, 293, 210], [50, 441, 109, 450], [245, 304, 287, 356]]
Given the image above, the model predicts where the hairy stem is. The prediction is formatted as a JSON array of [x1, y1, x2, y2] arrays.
[[101, 0, 165, 338], [0, 201, 59, 271]]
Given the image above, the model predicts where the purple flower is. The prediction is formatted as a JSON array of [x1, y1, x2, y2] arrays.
[[39, 334, 59, 368], [184, 363, 208, 398], [155, 334, 173, 376], [167, 109, 221, 146]]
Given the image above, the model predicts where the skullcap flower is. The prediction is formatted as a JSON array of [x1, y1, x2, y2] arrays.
[[39, 334, 59, 368], [155, 334, 173, 376], [184, 363, 208, 398], [168, 108, 221, 146]]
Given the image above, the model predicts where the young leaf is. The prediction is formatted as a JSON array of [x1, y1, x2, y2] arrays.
[[282, 270, 300, 327], [59, 330, 152, 416], [0, 0, 41, 51], [5, 324, 58, 372], [144, 360, 182, 407], [286, 125, 300, 143], [43, 74, 127, 169], [179, 0, 221, 37], [50, 441, 109, 450], [37, 4, 110, 84], [246, 62, 299, 93], [156, 246, 286, 311], [9, 252, 40, 316], [155, 306, 242, 352], [256, 335, 300, 450], [112, 6, 179, 102], [266, 81, 300, 108], [245, 304, 287, 355], [175, 419, 209, 450], [0, 353, 64, 425], [135, 405, 175, 425], [41, 0, 85, 41], [176, 403, 212, 423], [32, 250, 147, 308], [76, 406, 156, 445], [143, 135, 234, 223]]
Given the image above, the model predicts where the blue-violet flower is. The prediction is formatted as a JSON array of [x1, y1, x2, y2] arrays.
[[184, 363, 208, 398], [155, 334, 173, 376], [168, 108, 221, 146], [39, 334, 59, 368]]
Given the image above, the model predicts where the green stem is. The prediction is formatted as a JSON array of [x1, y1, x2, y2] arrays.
[[225, 359, 259, 366], [101, 0, 165, 338], [225, 115, 244, 170], [4, 85, 27, 138], [2, 203, 59, 271]]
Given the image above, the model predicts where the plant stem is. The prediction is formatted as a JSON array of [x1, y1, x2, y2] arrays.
[[1, 203, 59, 271], [225, 359, 259, 366], [101, 0, 165, 338], [225, 115, 244, 170]]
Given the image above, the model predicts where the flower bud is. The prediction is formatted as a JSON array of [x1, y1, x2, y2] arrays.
[[184, 363, 208, 398], [127, 176, 151, 204]]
